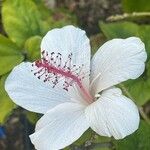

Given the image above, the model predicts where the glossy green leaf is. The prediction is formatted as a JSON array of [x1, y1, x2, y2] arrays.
[[0, 75, 16, 123], [2, 0, 47, 47], [122, 0, 150, 12], [100, 21, 150, 105], [114, 121, 150, 150], [0, 34, 24, 76], [25, 36, 42, 61]]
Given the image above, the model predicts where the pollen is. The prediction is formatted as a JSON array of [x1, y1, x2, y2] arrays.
[[31, 50, 85, 91]]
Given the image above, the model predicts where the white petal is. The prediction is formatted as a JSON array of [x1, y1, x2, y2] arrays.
[[85, 87, 140, 139], [91, 37, 147, 94], [41, 25, 91, 88], [5, 62, 73, 114], [30, 102, 89, 150]]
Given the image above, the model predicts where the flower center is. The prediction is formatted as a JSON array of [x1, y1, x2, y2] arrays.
[[31, 50, 93, 104]]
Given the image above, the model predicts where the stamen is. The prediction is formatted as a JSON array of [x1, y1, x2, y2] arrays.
[[31, 50, 93, 103]]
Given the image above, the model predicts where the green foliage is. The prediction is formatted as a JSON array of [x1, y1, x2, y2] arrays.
[[0, 34, 24, 76], [123, 79, 150, 105], [114, 121, 150, 150], [2, 0, 77, 48], [25, 36, 42, 61], [100, 21, 150, 105], [122, 0, 150, 12], [100, 21, 139, 39], [26, 112, 40, 124], [2, 0, 48, 47], [0, 75, 16, 123]]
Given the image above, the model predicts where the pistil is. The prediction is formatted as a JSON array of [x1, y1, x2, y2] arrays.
[[32, 51, 93, 104]]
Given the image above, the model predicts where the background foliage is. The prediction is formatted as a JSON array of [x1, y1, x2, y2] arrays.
[[0, 0, 150, 149]]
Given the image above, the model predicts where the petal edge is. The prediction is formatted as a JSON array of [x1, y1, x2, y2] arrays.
[[30, 102, 89, 150], [85, 87, 140, 139], [91, 37, 147, 94]]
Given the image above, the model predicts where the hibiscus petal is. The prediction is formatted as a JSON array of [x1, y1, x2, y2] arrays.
[[90, 37, 147, 94], [41, 25, 91, 88], [5, 62, 73, 114], [30, 102, 89, 150], [85, 87, 140, 139]]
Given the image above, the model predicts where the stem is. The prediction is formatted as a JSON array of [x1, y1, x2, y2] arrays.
[[119, 83, 150, 125], [107, 12, 150, 22], [139, 107, 150, 124]]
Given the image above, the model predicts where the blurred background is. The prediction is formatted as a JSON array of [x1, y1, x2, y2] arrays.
[[0, 0, 150, 150]]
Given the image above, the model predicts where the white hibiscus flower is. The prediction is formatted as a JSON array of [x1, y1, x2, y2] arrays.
[[5, 25, 147, 150]]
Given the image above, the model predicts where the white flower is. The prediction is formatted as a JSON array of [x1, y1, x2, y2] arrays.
[[5, 25, 147, 150]]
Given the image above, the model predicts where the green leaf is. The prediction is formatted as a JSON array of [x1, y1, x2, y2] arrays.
[[32, 0, 53, 19], [100, 21, 150, 105], [100, 21, 139, 39], [0, 75, 16, 123], [25, 36, 42, 61], [0, 34, 24, 76], [122, 0, 150, 12], [114, 121, 150, 150], [2, 0, 47, 47], [122, 78, 150, 105], [2, 0, 77, 48]]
